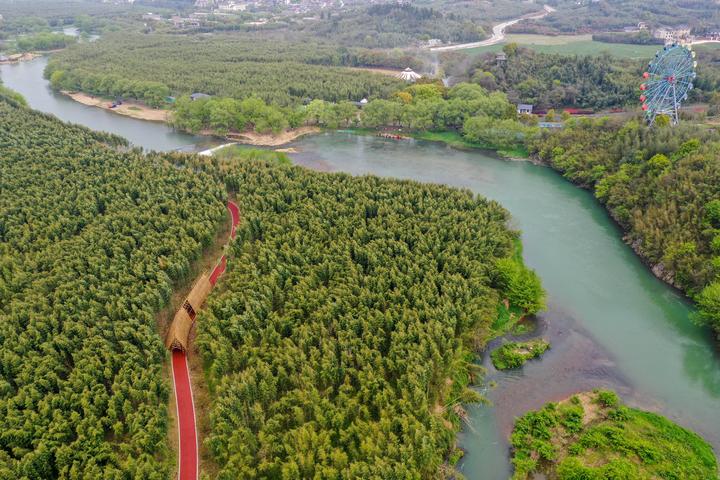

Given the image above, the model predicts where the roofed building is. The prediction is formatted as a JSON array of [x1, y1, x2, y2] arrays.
[[517, 104, 533, 115], [166, 273, 212, 351]]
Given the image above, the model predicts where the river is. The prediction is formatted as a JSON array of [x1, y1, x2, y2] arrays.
[[0, 57, 216, 152], [3, 57, 720, 479]]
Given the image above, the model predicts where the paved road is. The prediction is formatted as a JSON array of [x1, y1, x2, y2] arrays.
[[430, 5, 555, 52], [172, 200, 239, 480], [172, 350, 198, 480]]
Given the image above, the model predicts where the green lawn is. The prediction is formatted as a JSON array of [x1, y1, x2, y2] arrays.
[[456, 35, 720, 59]]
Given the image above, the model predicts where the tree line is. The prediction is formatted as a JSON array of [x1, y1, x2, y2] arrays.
[[170, 82, 537, 153], [531, 116, 720, 339], [0, 93, 227, 478], [15, 32, 77, 52]]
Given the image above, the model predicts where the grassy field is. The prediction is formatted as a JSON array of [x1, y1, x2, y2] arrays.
[[459, 34, 720, 59]]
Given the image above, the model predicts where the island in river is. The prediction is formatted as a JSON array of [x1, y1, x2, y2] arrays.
[[510, 390, 719, 479]]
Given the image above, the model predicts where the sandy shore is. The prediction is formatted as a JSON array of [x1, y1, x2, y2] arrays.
[[0, 52, 39, 64], [224, 126, 321, 146], [61, 91, 169, 122], [62, 90, 320, 146]]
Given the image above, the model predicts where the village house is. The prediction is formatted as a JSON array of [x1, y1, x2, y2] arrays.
[[517, 104, 533, 115], [654, 25, 692, 44]]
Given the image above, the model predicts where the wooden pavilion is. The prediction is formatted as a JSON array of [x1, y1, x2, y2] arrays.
[[165, 273, 213, 351]]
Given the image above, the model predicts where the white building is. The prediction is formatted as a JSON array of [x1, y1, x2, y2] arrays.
[[654, 26, 692, 44]]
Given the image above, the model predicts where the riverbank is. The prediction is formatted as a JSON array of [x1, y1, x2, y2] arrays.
[[0, 52, 39, 64], [60, 90, 321, 146], [61, 91, 169, 122], [222, 126, 321, 146]]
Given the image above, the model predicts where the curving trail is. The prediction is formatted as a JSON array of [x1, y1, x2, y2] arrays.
[[171, 350, 198, 480], [172, 200, 239, 480]]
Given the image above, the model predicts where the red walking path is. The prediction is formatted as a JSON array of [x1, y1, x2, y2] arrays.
[[171, 350, 198, 480], [171, 200, 239, 480]]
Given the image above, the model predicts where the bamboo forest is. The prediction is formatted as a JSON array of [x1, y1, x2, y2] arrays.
[[0, 94, 226, 478]]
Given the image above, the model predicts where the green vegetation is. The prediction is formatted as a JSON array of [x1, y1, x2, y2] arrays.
[[450, 36, 665, 59], [15, 32, 76, 51], [0, 83, 27, 106], [0, 0, 128, 34], [0, 93, 226, 477], [491, 339, 550, 370], [168, 81, 536, 153], [592, 31, 663, 45], [532, 116, 720, 338], [45, 33, 406, 107], [459, 45, 720, 110], [212, 144, 291, 166], [161, 152, 546, 478], [514, 0, 720, 35], [306, 2, 486, 48], [510, 390, 719, 479]]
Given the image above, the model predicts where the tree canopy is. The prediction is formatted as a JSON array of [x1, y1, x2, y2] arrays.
[[0, 94, 226, 478], [45, 33, 406, 107]]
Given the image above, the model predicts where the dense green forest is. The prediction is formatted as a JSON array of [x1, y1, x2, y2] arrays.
[[15, 32, 76, 51], [45, 33, 406, 107], [531, 117, 720, 337], [510, 390, 718, 479], [514, 0, 720, 34], [0, 94, 227, 478], [163, 152, 546, 478], [461, 45, 720, 110], [303, 3, 486, 48]]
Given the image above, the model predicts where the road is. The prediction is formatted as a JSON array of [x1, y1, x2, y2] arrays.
[[171, 350, 198, 480], [172, 200, 239, 480], [430, 5, 556, 52]]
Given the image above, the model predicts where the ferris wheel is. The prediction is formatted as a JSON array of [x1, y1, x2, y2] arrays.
[[640, 44, 697, 126]]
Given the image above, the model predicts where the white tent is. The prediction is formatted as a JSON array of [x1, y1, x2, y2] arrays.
[[398, 68, 422, 82]]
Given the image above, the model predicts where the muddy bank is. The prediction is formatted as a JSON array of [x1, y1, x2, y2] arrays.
[[61, 91, 169, 122], [223, 126, 321, 147], [0, 52, 39, 64]]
